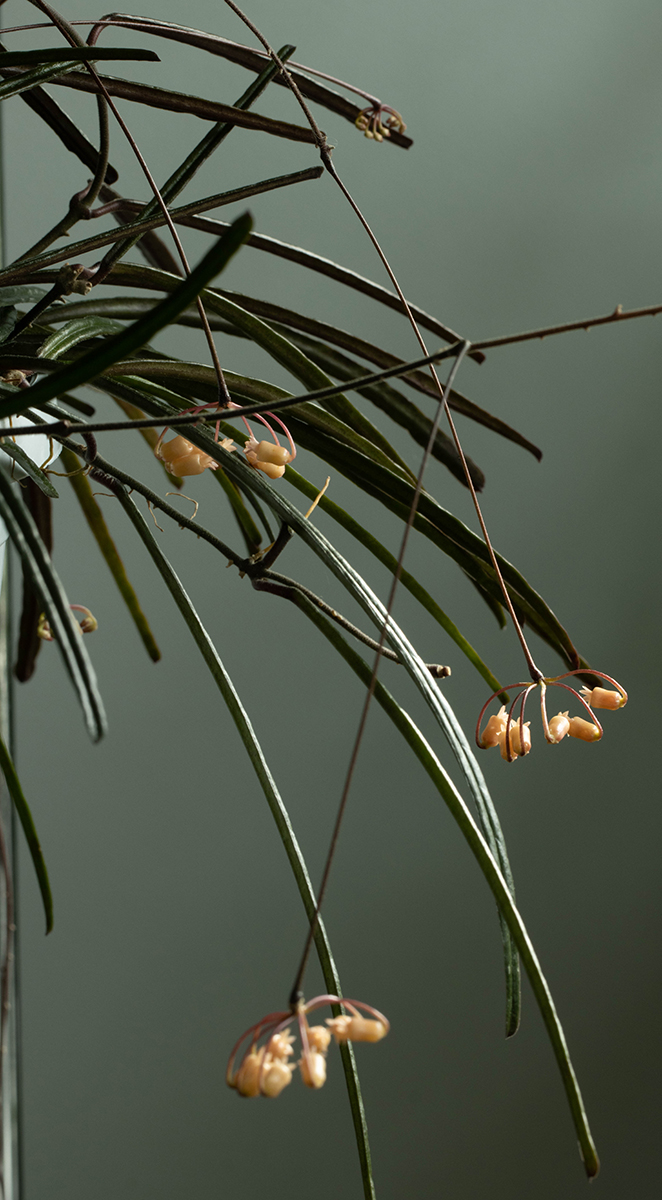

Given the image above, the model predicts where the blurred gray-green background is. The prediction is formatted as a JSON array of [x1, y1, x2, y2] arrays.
[[2, 0, 661, 1196]]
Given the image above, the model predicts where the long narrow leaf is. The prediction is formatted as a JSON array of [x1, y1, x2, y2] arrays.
[[0, 60, 88, 100], [37, 70, 319, 142], [59, 447, 161, 662], [0, 441, 58, 497], [0, 46, 160, 67], [177, 220, 474, 352], [211, 286, 538, 456], [5, 169, 323, 278], [0, 471, 106, 741], [115, 487, 376, 1200], [0, 732, 53, 933]]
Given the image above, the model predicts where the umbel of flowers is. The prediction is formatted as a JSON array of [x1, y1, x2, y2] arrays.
[[476, 670, 627, 763], [226, 995, 389, 1099]]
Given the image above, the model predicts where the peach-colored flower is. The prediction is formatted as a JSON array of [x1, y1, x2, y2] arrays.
[[155, 434, 226, 476], [244, 435, 292, 480], [567, 716, 601, 742], [479, 705, 508, 749], [326, 1015, 388, 1043]]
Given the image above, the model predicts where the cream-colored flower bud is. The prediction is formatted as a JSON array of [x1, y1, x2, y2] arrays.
[[155, 435, 218, 476], [307, 1025, 331, 1054], [260, 1059, 293, 1098], [327, 1015, 387, 1043], [548, 711, 570, 742], [299, 1051, 327, 1089], [480, 705, 508, 749], [269, 1032, 295, 1061], [580, 686, 626, 710], [255, 441, 291, 467], [235, 1050, 263, 1098], [568, 716, 601, 742]]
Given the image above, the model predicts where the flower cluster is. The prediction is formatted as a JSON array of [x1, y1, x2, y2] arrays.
[[476, 670, 627, 763], [227, 994, 389, 1100], [355, 103, 407, 141], [152, 396, 297, 484]]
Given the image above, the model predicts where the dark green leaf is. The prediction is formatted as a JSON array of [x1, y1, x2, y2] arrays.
[[0, 306, 18, 346], [0, 286, 47, 304], [59, 447, 161, 663], [0, 60, 96, 101], [0, 46, 160, 67], [0, 732, 53, 934], [45, 71, 320, 142], [0, 441, 59, 497], [0, 471, 106, 741], [38, 316, 125, 360]]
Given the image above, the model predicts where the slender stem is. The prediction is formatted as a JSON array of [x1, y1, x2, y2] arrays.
[[251, 570, 450, 676], [472, 302, 662, 350]]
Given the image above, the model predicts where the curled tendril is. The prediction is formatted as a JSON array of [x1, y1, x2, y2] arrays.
[[476, 670, 627, 763]]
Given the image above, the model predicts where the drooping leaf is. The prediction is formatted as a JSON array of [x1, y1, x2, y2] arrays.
[[42, 70, 320, 142], [0, 59, 86, 101], [115, 487, 376, 1199], [0, 440, 59, 498], [0, 306, 18, 346], [5, 168, 323, 279], [0, 732, 53, 934], [59, 447, 161, 663], [0, 470, 106, 741]]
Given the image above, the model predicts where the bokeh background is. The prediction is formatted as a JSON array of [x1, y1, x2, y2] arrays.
[[2, 0, 661, 1196]]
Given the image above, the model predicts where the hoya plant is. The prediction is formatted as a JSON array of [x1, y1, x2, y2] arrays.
[[0, 2, 654, 1197]]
